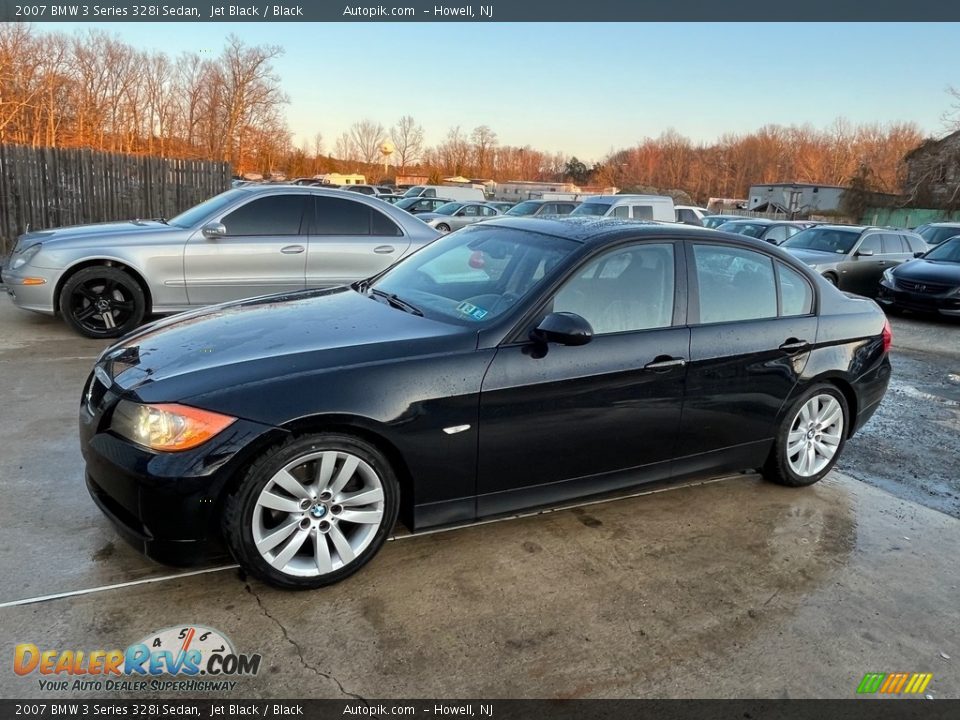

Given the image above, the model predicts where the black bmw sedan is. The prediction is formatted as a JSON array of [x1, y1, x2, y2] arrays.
[[80, 218, 892, 589], [877, 236, 960, 317]]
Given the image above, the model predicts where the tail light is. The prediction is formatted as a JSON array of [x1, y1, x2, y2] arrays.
[[881, 318, 893, 353]]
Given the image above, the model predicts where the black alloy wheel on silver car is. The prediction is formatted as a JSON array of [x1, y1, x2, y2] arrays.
[[763, 383, 849, 487], [59, 266, 147, 339], [224, 433, 400, 589]]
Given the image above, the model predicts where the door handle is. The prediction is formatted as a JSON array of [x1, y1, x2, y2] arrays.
[[644, 355, 686, 371], [280, 245, 305, 254], [373, 245, 396, 254], [779, 338, 810, 352]]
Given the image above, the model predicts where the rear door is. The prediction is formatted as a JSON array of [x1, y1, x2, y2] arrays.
[[305, 195, 412, 288], [677, 242, 818, 475], [183, 192, 308, 305]]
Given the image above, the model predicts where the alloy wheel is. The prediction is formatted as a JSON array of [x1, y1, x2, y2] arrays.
[[251, 450, 386, 577], [69, 278, 137, 334], [786, 394, 844, 477]]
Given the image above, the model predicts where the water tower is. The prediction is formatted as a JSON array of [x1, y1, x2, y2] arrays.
[[379, 140, 395, 180]]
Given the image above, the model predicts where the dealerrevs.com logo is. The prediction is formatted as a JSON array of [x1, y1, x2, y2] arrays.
[[14, 625, 262, 693]]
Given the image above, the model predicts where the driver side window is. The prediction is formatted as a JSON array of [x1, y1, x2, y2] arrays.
[[551, 244, 676, 335]]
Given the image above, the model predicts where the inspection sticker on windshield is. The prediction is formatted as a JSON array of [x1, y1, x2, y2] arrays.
[[456, 301, 489, 320]]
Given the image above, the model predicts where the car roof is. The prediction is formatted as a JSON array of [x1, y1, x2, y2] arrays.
[[927, 222, 960, 227]]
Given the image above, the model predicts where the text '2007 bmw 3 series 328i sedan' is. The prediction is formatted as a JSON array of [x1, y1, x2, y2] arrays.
[[79, 217, 892, 589]]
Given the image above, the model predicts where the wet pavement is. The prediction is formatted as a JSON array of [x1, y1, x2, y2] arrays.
[[0, 296, 957, 699]]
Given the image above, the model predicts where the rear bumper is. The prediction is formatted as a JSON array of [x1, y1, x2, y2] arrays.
[[851, 354, 891, 436]]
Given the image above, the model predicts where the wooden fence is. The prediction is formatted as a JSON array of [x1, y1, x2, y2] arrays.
[[0, 144, 231, 254]]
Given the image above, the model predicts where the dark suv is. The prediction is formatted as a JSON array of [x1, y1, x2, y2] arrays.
[[913, 222, 960, 246]]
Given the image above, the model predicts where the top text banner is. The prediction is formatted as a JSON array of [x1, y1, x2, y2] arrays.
[[1, 0, 959, 21]]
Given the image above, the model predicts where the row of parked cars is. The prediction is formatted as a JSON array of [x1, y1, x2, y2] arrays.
[[4, 182, 960, 340]]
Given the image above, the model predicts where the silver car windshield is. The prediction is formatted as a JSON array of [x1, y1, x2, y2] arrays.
[[506, 201, 541, 216], [368, 225, 578, 326], [168, 189, 248, 228], [925, 237, 960, 262]]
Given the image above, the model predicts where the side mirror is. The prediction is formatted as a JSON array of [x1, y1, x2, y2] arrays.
[[855, 248, 874, 257], [201, 222, 226, 239], [914, 251, 925, 258], [530, 312, 593, 347]]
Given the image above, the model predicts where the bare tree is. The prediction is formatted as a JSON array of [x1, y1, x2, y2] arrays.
[[391, 115, 424, 171], [349, 119, 386, 165], [471, 125, 498, 176], [334, 132, 353, 162]]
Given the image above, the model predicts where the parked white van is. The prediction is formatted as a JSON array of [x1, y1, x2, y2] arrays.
[[570, 194, 675, 222], [402, 185, 486, 202]]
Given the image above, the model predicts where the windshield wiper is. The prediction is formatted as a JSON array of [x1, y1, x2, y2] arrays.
[[368, 288, 423, 316]]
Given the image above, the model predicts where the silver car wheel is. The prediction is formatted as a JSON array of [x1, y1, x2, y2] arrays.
[[251, 450, 386, 578], [786, 394, 844, 477]]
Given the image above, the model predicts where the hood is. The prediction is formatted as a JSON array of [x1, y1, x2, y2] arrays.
[[783, 248, 843, 266], [100, 287, 473, 403], [893, 258, 960, 285], [15, 220, 178, 252]]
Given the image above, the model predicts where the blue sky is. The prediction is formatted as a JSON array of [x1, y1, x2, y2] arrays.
[[55, 22, 959, 161]]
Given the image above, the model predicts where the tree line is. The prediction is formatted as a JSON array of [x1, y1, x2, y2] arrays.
[[0, 25, 930, 203]]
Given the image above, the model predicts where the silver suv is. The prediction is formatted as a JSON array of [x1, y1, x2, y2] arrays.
[[2, 185, 440, 338]]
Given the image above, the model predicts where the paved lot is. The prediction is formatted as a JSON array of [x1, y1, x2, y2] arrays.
[[0, 296, 957, 699]]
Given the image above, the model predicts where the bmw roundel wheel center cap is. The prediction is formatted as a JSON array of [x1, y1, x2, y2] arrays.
[[310, 503, 328, 519]]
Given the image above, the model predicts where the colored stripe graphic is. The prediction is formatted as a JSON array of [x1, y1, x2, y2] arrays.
[[858, 672, 932, 695]]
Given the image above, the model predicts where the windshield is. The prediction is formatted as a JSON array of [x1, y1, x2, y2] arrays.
[[719, 222, 767, 238], [782, 227, 860, 254], [924, 237, 960, 262], [168, 189, 248, 228], [434, 202, 464, 216], [402, 186, 425, 198], [506, 201, 542, 217], [369, 225, 579, 325], [396, 197, 420, 210], [918, 225, 960, 245], [570, 202, 610, 217]]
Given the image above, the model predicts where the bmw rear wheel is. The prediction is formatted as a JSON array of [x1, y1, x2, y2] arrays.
[[224, 433, 399, 589], [763, 384, 848, 487]]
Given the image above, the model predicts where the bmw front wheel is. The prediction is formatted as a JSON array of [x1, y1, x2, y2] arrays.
[[224, 433, 400, 589]]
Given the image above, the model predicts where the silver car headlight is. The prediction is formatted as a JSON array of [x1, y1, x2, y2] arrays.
[[882, 268, 894, 284], [10, 244, 42, 270]]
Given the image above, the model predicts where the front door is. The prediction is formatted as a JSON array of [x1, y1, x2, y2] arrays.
[[478, 241, 689, 516], [184, 193, 308, 305]]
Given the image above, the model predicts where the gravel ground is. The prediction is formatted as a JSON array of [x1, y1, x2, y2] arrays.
[[838, 311, 960, 519]]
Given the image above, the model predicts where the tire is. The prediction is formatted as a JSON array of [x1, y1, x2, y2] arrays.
[[822, 273, 839, 287], [223, 433, 400, 590], [59, 266, 146, 339], [436, 223, 451, 233], [762, 383, 848, 487]]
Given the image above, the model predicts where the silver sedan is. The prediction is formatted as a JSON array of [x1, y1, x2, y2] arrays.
[[1, 185, 440, 338], [417, 202, 501, 233]]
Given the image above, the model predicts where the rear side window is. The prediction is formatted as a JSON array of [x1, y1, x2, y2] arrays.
[[313, 196, 401, 236], [777, 262, 814, 316], [881, 234, 905, 253], [612, 205, 630, 219], [221, 194, 306, 236], [692, 245, 777, 324], [632, 205, 654, 220], [903, 234, 925, 253]]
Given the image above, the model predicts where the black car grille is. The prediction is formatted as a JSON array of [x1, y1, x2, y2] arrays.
[[896, 279, 955, 295]]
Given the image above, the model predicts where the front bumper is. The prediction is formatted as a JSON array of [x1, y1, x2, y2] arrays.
[[1, 264, 58, 314], [877, 281, 960, 316], [79, 371, 282, 566]]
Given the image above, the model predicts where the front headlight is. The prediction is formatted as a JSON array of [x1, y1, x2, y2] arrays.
[[10, 244, 42, 270], [111, 400, 237, 452], [882, 268, 894, 284]]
